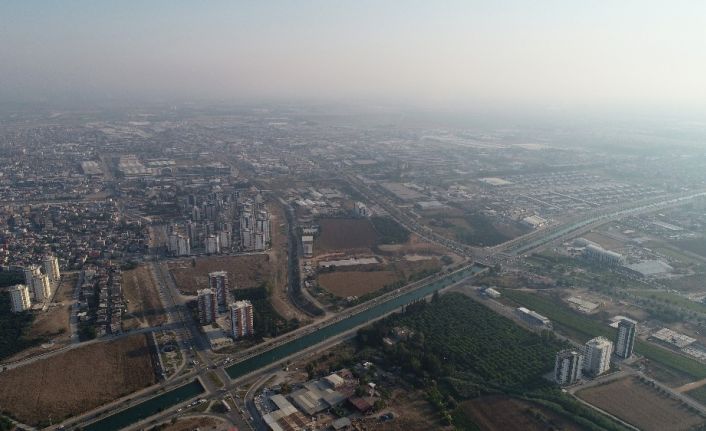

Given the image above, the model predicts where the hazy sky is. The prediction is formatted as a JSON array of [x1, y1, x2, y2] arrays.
[[2, 1, 705, 110]]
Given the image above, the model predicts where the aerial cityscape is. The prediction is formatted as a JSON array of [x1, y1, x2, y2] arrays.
[[2, 2, 706, 431]]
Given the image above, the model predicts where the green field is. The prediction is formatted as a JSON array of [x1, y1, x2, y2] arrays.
[[686, 385, 706, 406], [630, 290, 706, 315], [502, 289, 706, 380], [357, 293, 631, 431]]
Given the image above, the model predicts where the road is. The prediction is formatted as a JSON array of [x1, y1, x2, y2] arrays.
[[25, 184, 706, 430]]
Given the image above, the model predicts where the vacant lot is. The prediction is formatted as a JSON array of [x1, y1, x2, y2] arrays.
[[162, 416, 227, 431], [318, 270, 398, 297], [675, 238, 706, 259], [0, 334, 156, 426], [360, 389, 448, 431], [455, 396, 584, 431], [666, 274, 706, 294], [27, 273, 75, 341], [169, 254, 273, 295], [123, 265, 166, 329], [577, 377, 704, 431], [316, 218, 378, 253]]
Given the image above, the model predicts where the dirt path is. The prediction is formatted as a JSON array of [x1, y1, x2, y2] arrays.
[[268, 200, 308, 321], [675, 377, 706, 393]]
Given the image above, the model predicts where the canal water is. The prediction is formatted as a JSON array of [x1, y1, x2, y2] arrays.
[[83, 380, 204, 431], [226, 263, 485, 379], [82, 263, 483, 430]]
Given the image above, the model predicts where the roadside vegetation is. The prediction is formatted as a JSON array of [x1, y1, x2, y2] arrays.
[[355, 293, 632, 430], [233, 285, 299, 339], [370, 216, 410, 244], [0, 292, 43, 361]]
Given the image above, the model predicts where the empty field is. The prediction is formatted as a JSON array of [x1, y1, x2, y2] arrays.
[[168, 254, 273, 295], [122, 265, 166, 329], [27, 272, 75, 341], [0, 334, 156, 427], [577, 377, 704, 431], [454, 396, 584, 431], [318, 270, 398, 297], [316, 218, 378, 252]]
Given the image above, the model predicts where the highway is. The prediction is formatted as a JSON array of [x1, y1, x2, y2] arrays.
[[29, 184, 706, 431]]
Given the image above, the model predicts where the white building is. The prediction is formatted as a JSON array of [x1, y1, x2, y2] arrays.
[[9, 284, 32, 313], [230, 300, 254, 339], [24, 264, 41, 287], [302, 235, 314, 258], [554, 349, 583, 385], [197, 288, 218, 324], [31, 273, 52, 302], [239, 200, 270, 251], [43, 255, 61, 282], [209, 271, 229, 308], [583, 336, 614, 376], [355, 201, 370, 217], [583, 244, 625, 266], [168, 233, 191, 256], [615, 318, 637, 359], [205, 234, 221, 254]]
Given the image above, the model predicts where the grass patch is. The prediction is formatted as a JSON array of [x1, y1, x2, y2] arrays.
[[206, 371, 223, 388]]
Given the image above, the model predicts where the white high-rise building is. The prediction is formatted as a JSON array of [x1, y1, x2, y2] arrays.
[[9, 284, 32, 313], [24, 264, 41, 287], [43, 255, 61, 282], [31, 273, 52, 302], [239, 200, 270, 251], [205, 234, 221, 254], [583, 336, 614, 376], [209, 271, 229, 308], [197, 288, 218, 324], [554, 349, 583, 385], [230, 300, 254, 339], [615, 318, 637, 359]]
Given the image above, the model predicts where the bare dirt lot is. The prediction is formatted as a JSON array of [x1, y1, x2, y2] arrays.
[[27, 273, 75, 341], [317, 271, 398, 297], [456, 395, 584, 431], [360, 388, 449, 431], [577, 377, 705, 431], [0, 334, 156, 426], [122, 265, 166, 329], [162, 416, 228, 431], [169, 254, 273, 295], [316, 218, 378, 253]]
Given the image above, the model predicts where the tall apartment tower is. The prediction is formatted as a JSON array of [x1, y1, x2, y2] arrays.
[[9, 284, 32, 313], [230, 300, 254, 339], [583, 336, 614, 376], [24, 264, 41, 287], [31, 273, 52, 302], [208, 271, 229, 308], [43, 255, 61, 282], [197, 288, 218, 325], [615, 318, 637, 359], [554, 349, 583, 385]]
